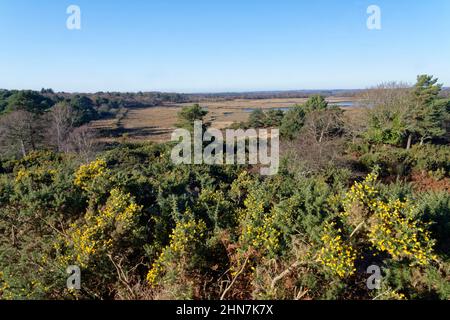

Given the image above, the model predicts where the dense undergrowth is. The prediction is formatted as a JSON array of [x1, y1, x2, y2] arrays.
[[0, 75, 449, 300]]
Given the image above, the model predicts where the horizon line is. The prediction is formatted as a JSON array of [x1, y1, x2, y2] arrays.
[[6, 87, 449, 95]]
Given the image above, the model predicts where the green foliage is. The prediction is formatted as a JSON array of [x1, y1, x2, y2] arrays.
[[0, 77, 449, 300], [364, 75, 448, 147], [366, 111, 405, 145], [0, 90, 13, 113], [359, 145, 412, 177], [413, 75, 443, 106], [69, 96, 99, 126], [265, 109, 284, 127], [358, 143, 450, 178], [381, 261, 450, 300], [303, 95, 328, 113], [280, 105, 306, 140], [3, 90, 54, 114], [241, 108, 285, 129], [414, 191, 450, 259], [280, 95, 329, 140], [176, 104, 208, 131], [409, 144, 450, 175], [247, 109, 266, 128], [405, 75, 447, 144]]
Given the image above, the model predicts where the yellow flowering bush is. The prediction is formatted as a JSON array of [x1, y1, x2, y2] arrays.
[[15, 167, 57, 184], [342, 172, 379, 220], [74, 159, 109, 191], [319, 172, 437, 279], [346, 174, 437, 266], [317, 222, 358, 278], [147, 218, 207, 285], [230, 170, 255, 201], [59, 188, 142, 268], [238, 192, 281, 257], [196, 187, 235, 228], [369, 199, 436, 266], [381, 290, 407, 300]]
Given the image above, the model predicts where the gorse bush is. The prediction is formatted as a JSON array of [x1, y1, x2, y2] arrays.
[[409, 144, 450, 175], [414, 191, 450, 259], [0, 77, 449, 300], [0, 140, 448, 300], [58, 188, 142, 269], [340, 173, 437, 265], [317, 222, 358, 278], [146, 216, 207, 287]]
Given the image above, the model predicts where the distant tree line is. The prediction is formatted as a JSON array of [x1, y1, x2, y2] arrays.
[[0, 89, 192, 157], [187, 89, 362, 101]]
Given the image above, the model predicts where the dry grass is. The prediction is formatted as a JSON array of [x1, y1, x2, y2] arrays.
[[90, 97, 358, 143]]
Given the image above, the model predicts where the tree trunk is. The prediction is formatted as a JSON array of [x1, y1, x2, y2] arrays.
[[419, 137, 425, 146], [406, 134, 412, 150], [319, 129, 324, 143], [20, 139, 27, 157]]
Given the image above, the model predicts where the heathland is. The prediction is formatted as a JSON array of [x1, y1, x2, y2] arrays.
[[0, 76, 449, 300]]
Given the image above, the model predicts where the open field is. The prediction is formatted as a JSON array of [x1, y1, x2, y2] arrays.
[[91, 97, 359, 143]]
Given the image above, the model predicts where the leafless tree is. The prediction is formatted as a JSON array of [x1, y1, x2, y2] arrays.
[[48, 102, 76, 152], [358, 82, 413, 147], [282, 109, 347, 173], [68, 125, 97, 161], [45, 103, 98, 159], [302, 108, 344, 144], [359, 82, 411, 107], [343, 108, 369, 144], [0, 110, 43, 157]]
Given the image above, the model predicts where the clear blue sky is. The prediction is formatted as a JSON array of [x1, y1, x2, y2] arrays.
[[0, 0, 449, 93]]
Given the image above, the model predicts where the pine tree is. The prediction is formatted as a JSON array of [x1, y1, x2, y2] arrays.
[[405, 75, 446, 148], [176, 104, 208, 131]]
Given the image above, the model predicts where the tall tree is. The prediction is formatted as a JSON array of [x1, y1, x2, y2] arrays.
[[48, 102, 76, 152], [248, 109, 266, 128], [69, 95, 99, 126], [404, 75, 446, 148], [303, 95, 328, 113], [363, 82, 411, 146], [280, 95, 328, 140], [280, 105, 306, 140], [176, 104, 208, 131], [0, 110, 44, 156]]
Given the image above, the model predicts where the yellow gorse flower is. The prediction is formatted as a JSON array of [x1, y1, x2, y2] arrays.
[[147, 218, 207, 285], [58, 188, 142, 268], [317, 222, 358, 278], [74, 159, 108, 191], [14, 167, 57, 184], [238, 192, 281, 256], [322, 172, 437, 277], [368, 199, 436, 265]]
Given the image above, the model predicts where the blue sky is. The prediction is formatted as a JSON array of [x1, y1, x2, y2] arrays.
[[0, 0, 449, 93]]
